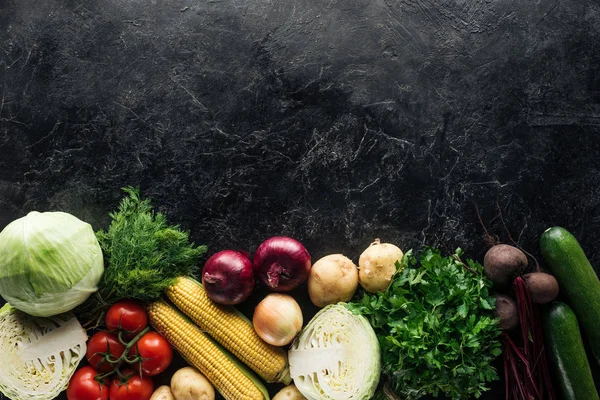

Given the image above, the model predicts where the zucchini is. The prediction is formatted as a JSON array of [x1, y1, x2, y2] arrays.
[[542, 302, 599, 400], [540, 226, 600, 365]]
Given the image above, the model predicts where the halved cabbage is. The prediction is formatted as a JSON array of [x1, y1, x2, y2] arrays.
[[0, 304, 88, 400], [288, 303, 381, 400]]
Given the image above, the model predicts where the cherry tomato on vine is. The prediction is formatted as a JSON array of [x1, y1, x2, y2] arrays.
[[129, 331, 173, 376], [86, 331, 126, 373], [109, 370, 154, 400], [105, 300, 149, 339], [66, 366, 109, 400]]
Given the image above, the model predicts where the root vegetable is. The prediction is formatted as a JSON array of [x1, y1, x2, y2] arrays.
[[150, 386, 175, 400], [273, 384, 307, 400], [358, 239, 403, 293], [170, 367, 215, 400], [522, 272, 559, 304], [308, 254, 359, 307], [494, 294, 519, 330], [253, 293, 303, 346], [483, 244, 528, 287]]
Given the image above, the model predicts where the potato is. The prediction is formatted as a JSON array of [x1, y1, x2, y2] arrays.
[[170, 367, 215, 400], [483, 244, 528, 287], [308, 254, 358, 308], [273, 384, 307, 400], [150, 386, 175, 400], [358, 239, 403, 293]]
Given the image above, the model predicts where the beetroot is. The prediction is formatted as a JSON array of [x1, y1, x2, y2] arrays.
[[484, 244, 528, 287], [522, 272, 559, 304], [494, 294, 519, 331]]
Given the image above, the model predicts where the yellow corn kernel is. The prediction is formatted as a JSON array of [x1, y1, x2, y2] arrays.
[[166, 276, 290, 383], [147, 300, 267, 400]]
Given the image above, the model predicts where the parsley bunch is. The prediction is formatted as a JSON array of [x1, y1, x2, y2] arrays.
[[348, 247, 501, 400]]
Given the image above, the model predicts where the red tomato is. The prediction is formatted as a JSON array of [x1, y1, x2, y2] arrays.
[[109, 370, 154, 400], [66, 366, 109, 400], [129, 331, 173, 376], [105, 300, 149, 339], [86, 331, 126, 373]]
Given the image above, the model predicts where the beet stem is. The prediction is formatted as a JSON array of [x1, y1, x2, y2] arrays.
[[495, 202, 541, 271], [506, 275, 555, 400], [503, 337, 510, 400]]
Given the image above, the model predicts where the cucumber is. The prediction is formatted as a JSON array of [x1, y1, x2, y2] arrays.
[[540, 226, 600, 365], [542, 302, 599, 400]]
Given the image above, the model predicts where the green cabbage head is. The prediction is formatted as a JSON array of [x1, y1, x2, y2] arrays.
[[0, 211, 104, 317]]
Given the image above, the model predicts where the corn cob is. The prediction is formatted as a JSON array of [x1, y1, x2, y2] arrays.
[[166, 276, 291, 384], [147, 300, 269, 400]]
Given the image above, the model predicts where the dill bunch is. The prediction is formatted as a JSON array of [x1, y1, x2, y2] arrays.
[[77, 187, 207, 326]]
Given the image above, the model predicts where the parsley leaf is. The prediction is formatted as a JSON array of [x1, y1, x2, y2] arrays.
[[347, 247, 501, 400]]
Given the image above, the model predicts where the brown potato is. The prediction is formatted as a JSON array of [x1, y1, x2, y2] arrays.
[[170, 367, 215, 400], [308, 254, 359, 308], [149, 386, 175, 400], [359, 239, 403, 293], [273, 384, 307, 400]]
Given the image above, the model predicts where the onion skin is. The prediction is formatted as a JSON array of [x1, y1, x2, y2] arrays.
[[253, 293, 303, 346], [202, 250, 254, 305], [253, 237, 311, 292]]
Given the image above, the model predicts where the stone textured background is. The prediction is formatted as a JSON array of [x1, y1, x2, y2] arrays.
[[1, 0, 599, 398]]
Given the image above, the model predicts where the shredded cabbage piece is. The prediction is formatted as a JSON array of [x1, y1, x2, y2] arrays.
[[0, 304, 87, 400], [288, 303, 380, 400]]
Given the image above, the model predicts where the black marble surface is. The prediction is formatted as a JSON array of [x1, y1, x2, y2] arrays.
[[1, 0, 600, 399]]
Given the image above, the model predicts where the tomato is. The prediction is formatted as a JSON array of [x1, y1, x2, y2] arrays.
[[109, 370, 154, 400], [66, 366, 109, 400], [105, 300, 149, 339], [86, 331, 126, 373], [129, 331, 173, 376]]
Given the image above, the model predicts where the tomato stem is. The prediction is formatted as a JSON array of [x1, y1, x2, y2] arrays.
[[96, 326, 151, 381]]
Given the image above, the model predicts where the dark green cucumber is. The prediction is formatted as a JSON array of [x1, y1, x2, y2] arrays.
[[542, 302, 599, 400], [540, 226, 600, 365]]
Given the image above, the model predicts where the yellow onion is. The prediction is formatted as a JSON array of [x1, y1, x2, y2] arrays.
[[253, 294, 303, 346]]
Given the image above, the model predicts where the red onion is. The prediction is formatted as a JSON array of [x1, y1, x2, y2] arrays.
[[253, 236, 311, 292], [202, 250, 254, 305]]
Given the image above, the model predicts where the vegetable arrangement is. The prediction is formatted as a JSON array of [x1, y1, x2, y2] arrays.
[[0, 188, 599, 400], [480, 242, 556, 400]]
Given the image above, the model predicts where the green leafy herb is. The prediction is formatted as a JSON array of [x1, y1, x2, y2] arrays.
[[77, 187, 207, 326], [347, 247, 501, 400]]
